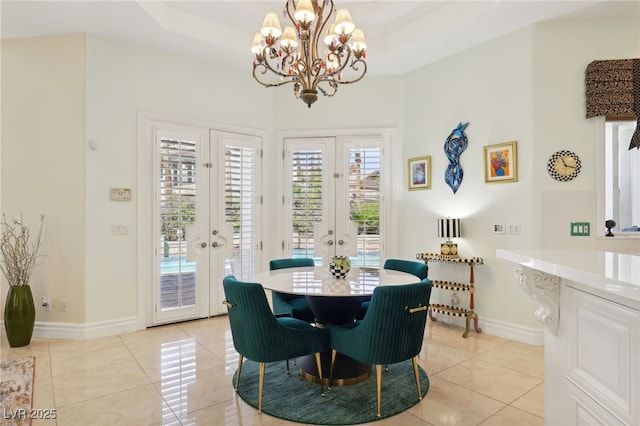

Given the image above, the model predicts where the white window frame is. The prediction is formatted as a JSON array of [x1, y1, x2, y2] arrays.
[[275, 128, 400, 262], [137, 111, 267, 328], [595, 116, 640, 239]]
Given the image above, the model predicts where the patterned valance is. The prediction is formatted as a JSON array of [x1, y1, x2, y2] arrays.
[[585, 58, 640, 150]]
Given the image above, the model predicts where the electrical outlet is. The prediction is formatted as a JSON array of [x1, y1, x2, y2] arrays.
[[508, 223, 521, 234], [60, 299, 69, 312], [41, 296, 51, 311], [451, 293, 460, 306]]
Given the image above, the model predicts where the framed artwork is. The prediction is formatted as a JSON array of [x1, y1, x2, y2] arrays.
[[484, 141, 518, 183], [408, 156, 431, 190]]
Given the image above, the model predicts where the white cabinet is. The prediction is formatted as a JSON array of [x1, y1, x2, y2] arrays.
[[496, 249, 640, 426], [565, 285, 639, 426]]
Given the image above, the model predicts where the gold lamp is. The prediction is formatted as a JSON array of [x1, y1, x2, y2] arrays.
[[438, 218, 461, 258], [251, 0, 367, 108]]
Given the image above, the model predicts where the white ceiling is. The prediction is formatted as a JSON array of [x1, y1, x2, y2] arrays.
[[1, 1, 638, 76]]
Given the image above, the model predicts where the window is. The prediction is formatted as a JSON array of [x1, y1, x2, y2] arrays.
[[604, 118, 639, 233]]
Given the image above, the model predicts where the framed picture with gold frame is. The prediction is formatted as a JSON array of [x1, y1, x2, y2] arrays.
[[484, 141, 517, 183], [408, 156, 431, 190]]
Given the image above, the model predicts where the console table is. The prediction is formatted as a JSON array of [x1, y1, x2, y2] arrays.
[[416, 253, 483, 338], [497, 249, 639, 426]]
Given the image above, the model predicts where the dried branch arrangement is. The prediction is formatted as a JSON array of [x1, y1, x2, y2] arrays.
[[0, 214, 45, 287]]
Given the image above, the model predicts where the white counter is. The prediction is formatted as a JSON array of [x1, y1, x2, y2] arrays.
[[497, 249, 640, 426], [496, 249, 640, 310]]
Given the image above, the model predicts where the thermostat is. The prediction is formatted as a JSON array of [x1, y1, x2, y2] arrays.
[[110, 188, 132, 201]]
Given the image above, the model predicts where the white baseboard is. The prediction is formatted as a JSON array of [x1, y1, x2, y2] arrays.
[[4, 315, 543, 344], [428, 315, 544, 345], [479, 317, 544, 345], [25, 317, 141, 340]]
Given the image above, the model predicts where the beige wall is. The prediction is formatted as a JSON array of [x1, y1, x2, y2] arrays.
[[84, 35, 273, 324], [1, 35, 87, 323], [402, 27, 539, 329], [399, 16, 639, 330], [532, 17, 640, 254]]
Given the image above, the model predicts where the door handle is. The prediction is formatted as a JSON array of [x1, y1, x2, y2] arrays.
[[326, 240, 334, 246], [338, 240, 344, 245], [212, 242, 219, 248], [200, 242, 207, 248]]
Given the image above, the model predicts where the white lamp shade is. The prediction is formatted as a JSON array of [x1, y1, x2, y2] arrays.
[[334, 9, 355, 34], [349, 28, 366, 51], [260, 12, 282, 38], [324, 23, 338, 46], [294, 0, 316, 23], [251, 32, 264, 54], [280, 26, 299, 48], [438, 218, 461, 239]]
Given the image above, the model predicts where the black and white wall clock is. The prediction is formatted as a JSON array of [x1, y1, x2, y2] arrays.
[[547, 150, 581, 181]]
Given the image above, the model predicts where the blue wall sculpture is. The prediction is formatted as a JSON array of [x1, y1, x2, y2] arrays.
[[444, 122, 469, 194]]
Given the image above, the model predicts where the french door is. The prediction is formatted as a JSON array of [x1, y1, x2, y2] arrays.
[[152, 126, 261, 325], [280, 134, 389, 267]]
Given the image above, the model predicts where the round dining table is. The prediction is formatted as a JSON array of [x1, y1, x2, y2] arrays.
[[252, 265, 420, 385]]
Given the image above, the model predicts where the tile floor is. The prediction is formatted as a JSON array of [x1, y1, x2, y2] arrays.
[[1, 316, 544, 426]]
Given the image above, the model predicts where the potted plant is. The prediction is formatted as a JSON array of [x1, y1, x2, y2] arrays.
[[1, 214, 45, 347]]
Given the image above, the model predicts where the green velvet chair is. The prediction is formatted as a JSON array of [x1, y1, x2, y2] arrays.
[[357, 259, 429, 319], [382, 258, 429, 280], [269, 258, 316, 323], [222, 275, 329, 413], [329, 279, 433, 418]]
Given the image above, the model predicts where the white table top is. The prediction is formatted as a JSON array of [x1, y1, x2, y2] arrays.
[[252, 266, 420, 297], [496, 249, 640, 310]]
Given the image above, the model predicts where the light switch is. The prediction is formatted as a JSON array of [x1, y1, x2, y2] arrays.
[[111, 225, 129, 235], [570, 222, 590, 236]]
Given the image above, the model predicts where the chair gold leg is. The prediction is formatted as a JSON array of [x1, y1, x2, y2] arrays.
[[315, 352, 325, 396], [328, 349, 338, 389], [235, 355, 244, 391], [412, 357, 422, 400], [258, 362, 266, 413], [286, 359, 290, 373], [376, 364, 383, 418]]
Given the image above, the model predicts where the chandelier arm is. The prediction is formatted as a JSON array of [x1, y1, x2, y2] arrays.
[[337, 59, 368, 85], [297, 36, 315, 90], [311, 58, 334, 93], [252, 63, 299, 88], [311, 0, 334, 62], [316, 79, 339, 97], [255, 46, 301, 80], [285, 0, 296, 26]]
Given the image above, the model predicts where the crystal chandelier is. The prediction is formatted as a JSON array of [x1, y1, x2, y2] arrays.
[[251, 0, 367, 108]]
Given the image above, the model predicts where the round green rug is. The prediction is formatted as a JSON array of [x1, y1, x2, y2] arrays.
[[233, 359, 429, 424]]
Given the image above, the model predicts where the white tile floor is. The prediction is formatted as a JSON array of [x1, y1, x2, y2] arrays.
[[1, 316, 544, 426]]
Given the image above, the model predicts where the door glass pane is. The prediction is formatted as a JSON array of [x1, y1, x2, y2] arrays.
[[348, 148, 381, 267], [159, 138, 197, 310], [291, 149, 324, 261], [225, 145, 257, 279]]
